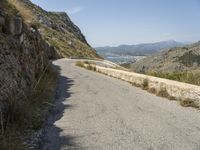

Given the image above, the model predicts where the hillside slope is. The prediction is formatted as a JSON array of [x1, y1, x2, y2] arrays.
[[131, 42, 200, 73], [9, 0, 100, 58]]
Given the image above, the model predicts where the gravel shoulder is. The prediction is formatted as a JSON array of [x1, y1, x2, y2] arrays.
[[42, 58, 200, 150]]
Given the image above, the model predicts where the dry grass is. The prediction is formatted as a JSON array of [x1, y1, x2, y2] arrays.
[[86, 64, 96, 71], [112, 66, 128, 71], [142, 79, 149, 90], [147, 71, 200, 86], [43, 26, 100, 58], [180, 99, 199, 109], [148, 87, 157, 94], [0, 65, 58, 149], [76, 61, 85, 68], [157, 88, 170, 98], [76, 61, 96, 71], [169, 96, 176, 101], [0, 126, 25, 150], [8, 0, 36, 23]]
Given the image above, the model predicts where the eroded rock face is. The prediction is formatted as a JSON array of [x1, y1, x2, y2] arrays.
[[0, 4, 57, 107], [0, 13, 5, 32], [8, 16, 24, 36], [14, 16, 23, 35]]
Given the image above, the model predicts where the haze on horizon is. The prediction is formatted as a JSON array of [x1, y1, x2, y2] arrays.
[[31, 0, 200, 47]]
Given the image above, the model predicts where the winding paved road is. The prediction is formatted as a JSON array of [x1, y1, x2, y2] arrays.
[[42, 59, 200, 150]]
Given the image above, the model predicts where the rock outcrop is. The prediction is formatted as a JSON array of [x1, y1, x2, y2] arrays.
[[0, 0, 56, 107], [10, 0, 100, 58]]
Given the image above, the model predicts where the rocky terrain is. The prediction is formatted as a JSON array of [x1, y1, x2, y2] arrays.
[[0, 0, 100, 149], [0, 0, 100, 119], [130, 41, 200, 73], [10, 0, 100, 58], [0, 0, 51, 107]]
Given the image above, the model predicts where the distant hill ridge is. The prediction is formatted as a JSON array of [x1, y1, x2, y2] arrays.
[[96, 40, 185, 56]]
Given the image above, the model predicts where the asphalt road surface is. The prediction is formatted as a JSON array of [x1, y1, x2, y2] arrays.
[[42, 59, 200, 150]]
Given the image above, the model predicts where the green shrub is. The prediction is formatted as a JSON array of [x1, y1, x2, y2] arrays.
[[147, 71, 200, 86], [179, 51, 200, 67], [142, 79, 149, 90]]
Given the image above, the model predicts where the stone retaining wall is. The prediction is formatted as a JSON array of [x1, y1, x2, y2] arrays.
[[94, 65, 200, 106]]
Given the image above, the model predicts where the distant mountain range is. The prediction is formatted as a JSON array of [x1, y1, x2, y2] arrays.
[[95, 40, 186, 57]]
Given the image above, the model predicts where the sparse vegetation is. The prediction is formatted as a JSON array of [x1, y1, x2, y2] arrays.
[[180, 99, 199, 109], [86, 64, 96, 71], [2, 0, 18, 16], [157, 87, 170, 98], [9, 0, 100, 59], [8, 0, 36, 23], [147, 71, 200, 86], [179, 51, 200, 67], [76, 61, 96, 71], [121, 63, 131, 69], [112, 66, 128, 71], [142, 79, 149, 90], [77, 61, 200, 109], [148, 88, 157, 94], [76, 61, 85, 68], [0, 65, 58, 150]]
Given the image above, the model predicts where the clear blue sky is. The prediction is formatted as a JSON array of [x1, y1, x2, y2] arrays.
[[31, 0, 200, 47]]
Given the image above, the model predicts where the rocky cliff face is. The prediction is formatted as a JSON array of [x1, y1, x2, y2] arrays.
[[0, 0, 100, 109], [131, 42, 200, 73], [9, 0, 100, 58], [0, 1, 56, 109]]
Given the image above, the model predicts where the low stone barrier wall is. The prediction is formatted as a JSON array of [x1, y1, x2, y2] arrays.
[[93, 65, 200, 107]]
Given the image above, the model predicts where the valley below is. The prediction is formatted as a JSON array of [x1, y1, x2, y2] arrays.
[[95, 40, 185, 65], [97, 52, 146, 65]]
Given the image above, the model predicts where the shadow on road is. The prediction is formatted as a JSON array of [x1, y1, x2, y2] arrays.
[[41, 64, 80, 150]]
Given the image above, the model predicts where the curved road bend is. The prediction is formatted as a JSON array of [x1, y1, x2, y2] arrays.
[[42, 58, 200, 150]]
